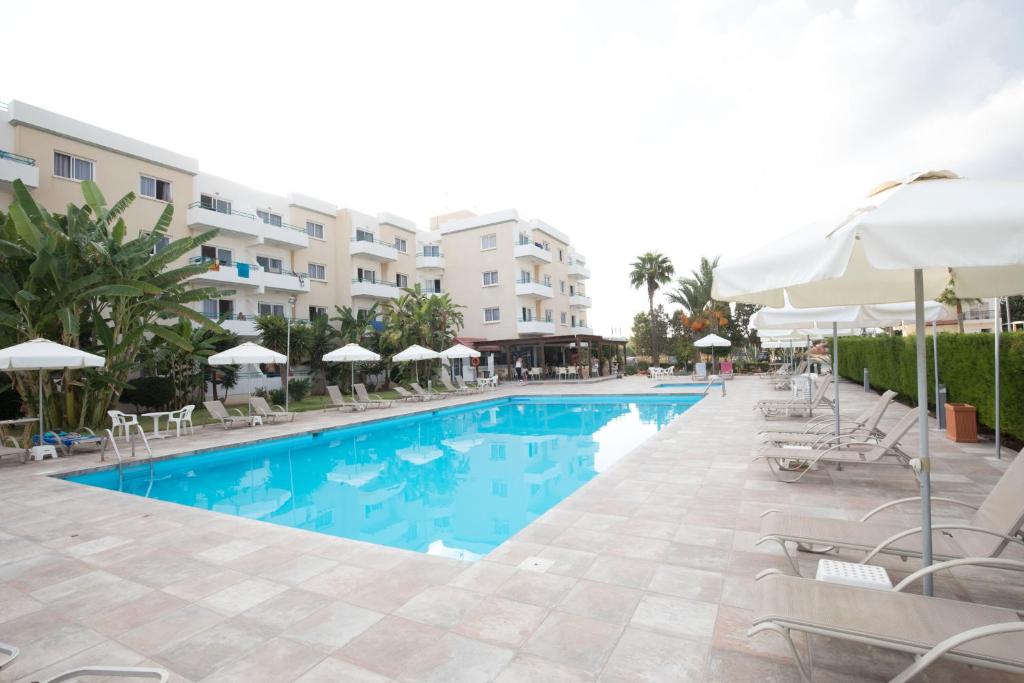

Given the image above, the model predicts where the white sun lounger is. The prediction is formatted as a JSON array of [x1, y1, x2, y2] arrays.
[[355, 383, 392, 408], [326, 385, 366, 411], [759, 390, 897, 447], [759, 390, 897, 437], [755, 375, 833, 418], [203, 401, 251, 429], [0, 641, 168, 681], [249, 396, 295, 422]]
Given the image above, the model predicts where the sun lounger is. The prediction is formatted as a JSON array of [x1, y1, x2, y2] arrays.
[[758, 446, 1024, 573], [203, 400, 251, 429], [719, 361, 734, 379], [760, 390, 897, 447], [755, 375, 833, 418], [440, 375, 473, 394], [410, 383, 441, 400], [33, 429, 104, 456], [692, 362, 708, 381], [394, 386, 426, 402], [250, 396, 295, 422], [0, 436, 28, 464], [754, 407, 918, 482], [0, 641, 168, 681], [354, 383, 392, 408], [456, 377, 482, 393], [326, 385, 366, 411], [759, 390, 897, 437], [749, 560, 1024, 682]]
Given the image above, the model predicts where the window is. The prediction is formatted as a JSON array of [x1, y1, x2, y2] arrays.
[[140, 175, 172, 202], [309, 306, 328, 320], [394, 237, 407, 253], [355, 229, 375, 243], [201, 245, 233, 265], [519, 269, 531, 283], [561, 312, 567, 325], [423, 278, 441, 294], [569, 284, 576, 296], [306, 221, 324, 239], [395, 273, 408, 288], [484, 307, 500, 323], [543, 275, 552, 287], [480, 233, 497, 250], [357, 268, 376, 283], [422, 244, 440, 257], [521, 307, 533, 322], [257, 209, 282, 227], [256, 256, 283, 274], [560, 280, 566, 293], [491, 481, 508, 497], [482, 271, 498, 286], [558, 249, 563, 262], [200, 194, 232, 213], [571, 315, 577, 327], [308, 262, 327, 281], [53, 152, 93, 181], [490, 444, 506, 461], [258, 302, 286, 317], [544, 309, 553, 323], [202, 299, 234, 318]]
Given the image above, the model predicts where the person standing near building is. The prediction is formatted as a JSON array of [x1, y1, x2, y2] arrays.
[[515, 356, 524, 383]]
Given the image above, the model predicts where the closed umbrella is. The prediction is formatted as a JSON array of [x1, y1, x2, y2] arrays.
[[209, 342, 287, 416], [0, 338, 105, 448], [694, 333, 731, 374], [439, 343, 481, 382], [392, 344, 441, 384], [713, 170, 1024, 594], [323, 343, 381, 394]]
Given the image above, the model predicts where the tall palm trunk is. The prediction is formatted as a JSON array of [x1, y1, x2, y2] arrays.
[[648, 284, 658, 364], [956, 300, 964, 334]]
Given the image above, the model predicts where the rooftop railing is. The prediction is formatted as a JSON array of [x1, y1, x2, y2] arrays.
[[0, 150, 36, 166]]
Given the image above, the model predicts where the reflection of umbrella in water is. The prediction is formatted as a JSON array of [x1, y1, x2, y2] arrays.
[[358, 482, 406, 505], [212, 487, 291, 519], [441, 437, 485, 454], [397, 445, 444, 466], [427, 539, 481, 562], [326, 462, 385, 488]]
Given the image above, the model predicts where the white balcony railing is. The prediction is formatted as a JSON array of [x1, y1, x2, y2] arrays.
[[188, 258, 309, 294], [0, 151, 39, 188], [514, 242, 553, 264], [568, 261, 591, 279], [515, 279, 554, 299], [416, 253, 445, 270], [351, 278, 400, 299], [569, 294, 592, 308], [350, 238, 398, 262], [570, 324, 594, 335], [517, 319, 556, 335], [187, 203, 309, 249]]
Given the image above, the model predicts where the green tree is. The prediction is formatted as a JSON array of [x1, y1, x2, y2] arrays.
[[255, 315, 313, 388], [629, 306, 670, 359], [937, 276, 979, 334], [148, 317, 238, 406], [668, 255, 732, 337], [307, 316, 338, 395], [629, 252, 674, 364], [379, 285, 465, 383], [333, 303, 380, 344]]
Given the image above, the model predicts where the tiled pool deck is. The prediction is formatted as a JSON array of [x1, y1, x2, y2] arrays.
[[0, 378, 1020, 681]]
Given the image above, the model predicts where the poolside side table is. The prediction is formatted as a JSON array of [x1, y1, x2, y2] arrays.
[[142, 411, 174, 439], [815, 559, 892, 591]]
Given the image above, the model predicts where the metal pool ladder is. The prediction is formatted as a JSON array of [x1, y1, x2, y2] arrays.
[[103, 425, 155, 494]]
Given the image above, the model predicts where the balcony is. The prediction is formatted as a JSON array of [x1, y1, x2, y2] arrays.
[[568, 261, 591, 279], [515, 279, 553, 299], [350, 237, 398, 262], [188, 258, 261, 289], [221, 318, 259, 337], [351, 278, 400, 299], [569, 294, 592, 308], [261, 269, 311, 293], [0, 150, 39, 188], [517, 318, 556, 336], [514, 241, 553, 264], [416, 252, 445, 270], [187, 203, 309, 249], [571, 324, 594, 335]]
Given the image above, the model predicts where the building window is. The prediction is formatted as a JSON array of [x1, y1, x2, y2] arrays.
[[256, 256, 283, 274], [202, 299, 234, 318], [561, 312, 567, 325], [484, 307, 500, 323], [519, 269, 531, 283], [257, 209, 282, 227], [306, 221, 324, 239], [140, 175, 172, 202], [560, 280, 566, 293], [480, 233, 497, 250], [200, 194, 231, 213], [355, 228, 375, 243], [396, 273, 408, 288], [543, 275, 552, 287], [483, 271, 498, 286], [422, 244, 440, 257], [357, 268, 377, 283], [53, 151, 93, 181], [544, 309, 553, 323], [423, 278, 441, 294], [394, 237, 407, 253], [140, 231, 171, 255], [201, 245, 233, 265], [490, 444, 506, 461], [308, 263, 327, 281], [258, 302, 286, 317], [558, 249, 564, 262], [309, 306, 328, 320]]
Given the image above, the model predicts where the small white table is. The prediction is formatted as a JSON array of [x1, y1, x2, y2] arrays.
[[141, 411, 174, 439], [250, 415, 263, 426], [816, 559, 892, 590]]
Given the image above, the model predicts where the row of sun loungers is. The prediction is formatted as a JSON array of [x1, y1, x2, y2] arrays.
[[745, 374, 1024, 679]]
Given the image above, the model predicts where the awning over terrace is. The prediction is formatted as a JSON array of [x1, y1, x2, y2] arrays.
[[466, 334, 628, 380]]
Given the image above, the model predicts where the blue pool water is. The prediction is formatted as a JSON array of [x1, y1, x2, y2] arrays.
[[68, 395, 699, 560]]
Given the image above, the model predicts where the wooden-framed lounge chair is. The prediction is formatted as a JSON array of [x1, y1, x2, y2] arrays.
[[753, 407, 918, 482], [1, 641, 168, 681], [354, 383, 392, 408], [456, 377, 482, 393], [326, 385, 366, 411], [203, 400, 251, 429], [393, 386, 426, 402], [755, 375, 833, 418], [759, 390, 897, 437], [250, 396, 295, 422], [410, 383, 442, 401], [759, 390, 897, 447], [748, 559, 1024, 682], [758, 446, 1024, 573]]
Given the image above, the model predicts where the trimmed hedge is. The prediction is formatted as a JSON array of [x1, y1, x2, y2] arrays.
[[835, 333, 1024, 442]]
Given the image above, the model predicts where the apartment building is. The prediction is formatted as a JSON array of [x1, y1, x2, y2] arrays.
[[0, 100, 592, 340]]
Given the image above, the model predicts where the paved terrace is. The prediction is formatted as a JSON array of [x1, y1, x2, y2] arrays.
[[0, 378, 1020, 682]]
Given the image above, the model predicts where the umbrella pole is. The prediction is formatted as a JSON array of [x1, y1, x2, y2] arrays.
[[995, 297, 1001, 458], [914, 270, 934, 596], [351, 362, 355, 395], [833, 323, 840, 437], [38, 371, 44, 444], [932, 321, 940, 431]]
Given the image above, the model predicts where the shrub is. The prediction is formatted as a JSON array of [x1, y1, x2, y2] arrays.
[[836, 333, 1024, 441], [268, 388, 287, 405], [120, 376, 175, 412], [288, 378, 311, 402]]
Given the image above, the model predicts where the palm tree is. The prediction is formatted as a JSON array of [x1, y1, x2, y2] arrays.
[[332, 303, 379, 344], [629, 252, 674, 363], [937, 279, 979, 334], [255, 315, 312, 388]]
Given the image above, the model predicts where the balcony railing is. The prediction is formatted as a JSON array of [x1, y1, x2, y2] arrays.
[[516, 237, 549, 250], [0, 150, 36, 166], [351, 236, 395, 248], [190, 256, 261, 270], [188, 202, 306, 234], [351, 278, 398, 288]]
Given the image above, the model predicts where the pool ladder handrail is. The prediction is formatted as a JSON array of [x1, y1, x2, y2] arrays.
[[103, 425, 154, 494], [701, 377, 725, 397]]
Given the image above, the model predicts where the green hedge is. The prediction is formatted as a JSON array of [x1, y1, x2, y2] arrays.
[[835, 333, 1024, 442]]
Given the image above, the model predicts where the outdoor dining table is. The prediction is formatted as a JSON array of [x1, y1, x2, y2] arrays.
[[141, 411, 175, 439]]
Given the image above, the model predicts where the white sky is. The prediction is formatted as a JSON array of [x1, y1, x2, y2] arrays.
[[6, 0, 1024, 335]]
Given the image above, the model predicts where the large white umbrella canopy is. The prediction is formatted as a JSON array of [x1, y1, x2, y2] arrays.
[[750, 300, 948, 330], [694, 334, 731, 374], [209, 342, 287, 416], [439, 343, 481, 359], [712, 171, 1024, 595], [392, 344, 440, 384], [0, 338, 105, 441], [322, 343, 381, 392]]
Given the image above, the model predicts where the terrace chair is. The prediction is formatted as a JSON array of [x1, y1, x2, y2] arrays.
[[0, 641, 168, 681], [107, 410, 140, 442], [719, 361, 734, 379], [456, 377, 482, 393], [394, 386, 427, 402], [758, 446, 1024, 574], [755, 375, 833, 418], [759, 390, 897, 437], [566, 366, 578, 379], [250, 396, 295, 422], [759, 390, 897, 447], [327, 385, 366, 411], [753, 407, 919, 483], [166, 404, 195, 437], [410, 383, 441, 400], [748, 560, 1024, 682], [203, 401, 251, 429], [355, 383, 393, 408], [440, 375, 472, 395], [692, 362, 708, 382]]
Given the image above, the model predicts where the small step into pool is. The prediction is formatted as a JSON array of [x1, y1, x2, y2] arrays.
[[68, 395, 700, 560]]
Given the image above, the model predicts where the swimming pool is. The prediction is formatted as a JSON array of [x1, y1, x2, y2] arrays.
[[68, 395, 699, 560], [654, 382, 721, 389]]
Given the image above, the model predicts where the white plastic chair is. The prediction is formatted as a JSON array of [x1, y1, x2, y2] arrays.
[[567, 366, 578, 379], [168, 405, 195, 437], [107, 410, 140, 443]]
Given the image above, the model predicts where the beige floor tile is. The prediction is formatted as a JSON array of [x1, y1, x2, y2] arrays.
[[494, 569, 576, 607], [283, 601, 385, 653], [336, 615, 445, 678], [398, 632, 515, 683], [495, 654, 595, 682], [293, 656, 390, 683], [630, 593, 718, 642], [201, 636, 325, 683], [453, 595, 549, 647], [556, 579, 643, 625], [646, 564, 724, 603], [521, 612, 622, 674], [583, 556, 658, 589], [197, 578, 290, 616], [600, 627, 708, 682], [394, 584, 483, 628], [448, 560, 517, 594]]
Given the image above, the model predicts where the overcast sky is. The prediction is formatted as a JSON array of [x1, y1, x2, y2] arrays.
[[6, 0, 1024, 334]]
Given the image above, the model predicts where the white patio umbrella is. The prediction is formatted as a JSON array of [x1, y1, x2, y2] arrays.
[[0, 338, 105, 444], [208, 342, 287, 416], [322, 343, 381, 393], [713, 170, 1024, 595], [439, 343, 481, 382], [392, 344, 440, 384], [694, 333, 731, 374]]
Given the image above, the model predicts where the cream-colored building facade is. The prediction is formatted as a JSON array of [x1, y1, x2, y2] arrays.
[[0, 100, 592, 340]]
